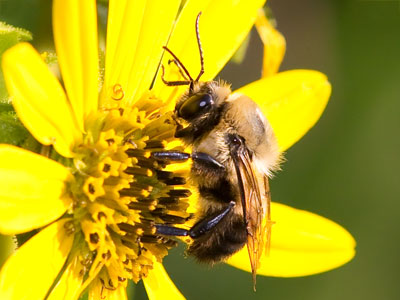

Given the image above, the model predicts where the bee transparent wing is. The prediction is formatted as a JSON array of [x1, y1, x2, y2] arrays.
[[232, 148, 268, 290], [263, 175, 273, 256]]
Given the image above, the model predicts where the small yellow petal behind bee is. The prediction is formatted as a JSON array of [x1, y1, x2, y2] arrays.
[[227, 202, 356, 277], [255, 8, 286, 77], [237, 69, 332, 152]]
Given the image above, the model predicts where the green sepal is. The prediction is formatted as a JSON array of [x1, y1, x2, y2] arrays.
[[0, 21, 32, 103], [78, 292, 89, 300], [14, 229, 39, 248], [42, 51, 58, 66]]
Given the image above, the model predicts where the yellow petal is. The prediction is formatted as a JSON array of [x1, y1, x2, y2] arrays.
[[143, 262, 185, 300], [0, 218, 74, 300], [255, 9, 286, 77], [88, 281, 127, 300], [107, 285, 127, 300], [153, 0, 266, 100], [227, 202, 356, 277], [53, 0, 99, 129], [0, 145, 72, 235], [1, 43, 81, 157], [47, 255, 83, 300], [103, 0, 181, 107], [236, 70, 331, 151]]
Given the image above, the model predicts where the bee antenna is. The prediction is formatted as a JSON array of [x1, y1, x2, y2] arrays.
[[161, 12, 204, 92], [162, 46, 194, 82], [195, 12, 205, 82]]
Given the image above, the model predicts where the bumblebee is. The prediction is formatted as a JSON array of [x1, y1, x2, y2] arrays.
[[153, 13, 281, 288]]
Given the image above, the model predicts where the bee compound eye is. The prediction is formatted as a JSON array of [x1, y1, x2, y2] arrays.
[[178, 93, 213, 120], [228, 134, 244, 147], [232, 137, 241, 146]]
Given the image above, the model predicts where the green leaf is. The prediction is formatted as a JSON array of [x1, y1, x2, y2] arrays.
[[0, 21, 32, 103], [0, 104, 28, 145], [0, 103, 40, 151]]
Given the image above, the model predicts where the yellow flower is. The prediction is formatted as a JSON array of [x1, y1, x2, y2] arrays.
[[0, 1, 355, 300]]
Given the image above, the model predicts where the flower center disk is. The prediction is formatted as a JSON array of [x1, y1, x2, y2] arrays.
[[67, 93, 191, 289]]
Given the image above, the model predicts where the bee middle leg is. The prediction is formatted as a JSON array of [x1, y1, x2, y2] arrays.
[[155, 201, 235, 239], [192, 152, 225, 170]]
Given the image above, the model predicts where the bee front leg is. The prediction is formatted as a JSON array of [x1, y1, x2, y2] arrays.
[[155, 201, 235, 239], [151, 150, 190, 162], [152, 151, 225, 171]]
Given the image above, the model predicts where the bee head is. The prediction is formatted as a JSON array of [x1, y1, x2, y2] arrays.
[[174, 81, 231, 142], [176, 81, 229, 119], [176, 91, 213, 121]]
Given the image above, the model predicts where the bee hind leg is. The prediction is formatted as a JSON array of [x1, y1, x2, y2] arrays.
[[155, 201, 235, 239], [189, 201, 235, 238]]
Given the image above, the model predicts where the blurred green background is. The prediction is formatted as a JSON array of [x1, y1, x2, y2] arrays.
[[1, 0, 399, 299]]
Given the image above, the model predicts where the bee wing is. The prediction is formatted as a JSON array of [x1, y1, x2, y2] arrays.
[[263, 175, 273, 256], [232, 148, 270, 290]]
